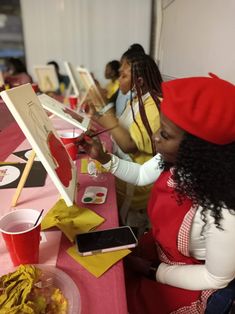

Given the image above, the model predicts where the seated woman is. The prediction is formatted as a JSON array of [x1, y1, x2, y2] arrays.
[[84, 52, 163, 235], [80, 74, 235, 314], [104, 60, 120, 100], [4, 58, 32, 87]]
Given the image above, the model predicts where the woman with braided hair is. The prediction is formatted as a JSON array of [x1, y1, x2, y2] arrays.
[[84, 51, 163, 235], [80, 74, 235, 313]]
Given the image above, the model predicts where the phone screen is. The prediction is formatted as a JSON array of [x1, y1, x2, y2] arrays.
[[76, 226, 137, 253]]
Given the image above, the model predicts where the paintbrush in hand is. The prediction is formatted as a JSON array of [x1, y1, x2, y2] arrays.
[[75, 125, 118, 146]]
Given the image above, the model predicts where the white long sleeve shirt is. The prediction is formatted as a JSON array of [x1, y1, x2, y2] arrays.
[[103, 154, 235, 290]]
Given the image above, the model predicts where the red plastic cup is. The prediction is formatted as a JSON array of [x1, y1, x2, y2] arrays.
[[31, 83, 39, 93], [69, 95, 78, 110], [0, 209, 42, 266], [59, 132, 80, 161]]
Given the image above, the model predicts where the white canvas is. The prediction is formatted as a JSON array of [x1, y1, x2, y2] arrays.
[[34, 65, 59, 92], [0, 84, 77, 207], [64, 61, 82, 97], [38, 93, 90, 132]]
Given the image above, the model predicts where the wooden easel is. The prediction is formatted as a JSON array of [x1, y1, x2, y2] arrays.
[[11, 150, 36, 207]]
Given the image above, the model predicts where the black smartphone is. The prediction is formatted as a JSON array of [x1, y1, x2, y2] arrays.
[[75, 226, 138, 256]]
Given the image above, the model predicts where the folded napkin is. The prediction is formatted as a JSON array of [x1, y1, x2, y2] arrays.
[[67, 245, 131, 277], [41, 199, 105, 242], [80, 158, 107, 174]]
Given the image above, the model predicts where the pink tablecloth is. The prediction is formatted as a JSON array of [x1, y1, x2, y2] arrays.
[[0, 116, 128, 314]]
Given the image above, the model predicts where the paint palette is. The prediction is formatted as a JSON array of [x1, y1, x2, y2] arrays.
[[81, 186, 107, 204]]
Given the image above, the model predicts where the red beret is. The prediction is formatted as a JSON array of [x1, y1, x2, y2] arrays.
[[161, 75, 235, 145]]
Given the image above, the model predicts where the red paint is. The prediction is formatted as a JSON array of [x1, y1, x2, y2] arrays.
[[47, 132, 72, 187]]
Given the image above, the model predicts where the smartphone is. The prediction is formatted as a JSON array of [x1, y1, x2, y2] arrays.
[[75, 226, 138, 256]]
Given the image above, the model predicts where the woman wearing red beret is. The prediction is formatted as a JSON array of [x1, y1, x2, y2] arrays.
[[80, 75, 235, 313]]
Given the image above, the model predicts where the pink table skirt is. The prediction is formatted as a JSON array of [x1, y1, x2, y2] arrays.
[[0, 116, 128, 314]]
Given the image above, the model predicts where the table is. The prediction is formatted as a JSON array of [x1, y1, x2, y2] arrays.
[[0, 115, 128, 314]]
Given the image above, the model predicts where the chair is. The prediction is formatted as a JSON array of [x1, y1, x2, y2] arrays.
[[205, 279, 235, 314]]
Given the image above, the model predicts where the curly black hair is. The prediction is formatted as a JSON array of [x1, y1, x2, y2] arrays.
[[161, 133, 235, 229]]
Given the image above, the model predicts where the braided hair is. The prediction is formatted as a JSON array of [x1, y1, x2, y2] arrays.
[[161, 133, 235, 229], [130, 54, 163, 155]]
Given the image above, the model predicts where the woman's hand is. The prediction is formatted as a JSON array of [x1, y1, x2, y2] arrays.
[[77, 132, 111, 164], [81, 102, 97, 118], [125, 255, 160, 281]]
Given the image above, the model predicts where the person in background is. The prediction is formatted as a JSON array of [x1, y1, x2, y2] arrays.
[[4, 57, 32, 87], [80, 74, 235, 314], [114, 43, 146, 118], [47, 60, 70, 94], [104, 60, 120, 100], [84, 52, 163, 236]]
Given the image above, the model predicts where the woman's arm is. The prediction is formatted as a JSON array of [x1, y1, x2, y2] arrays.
[[94, 112, 138, 154], [156, 209, 235, 290], [84, 103, 140, 154], [79, 133, 162, 186], [103, 153, 162, 186]]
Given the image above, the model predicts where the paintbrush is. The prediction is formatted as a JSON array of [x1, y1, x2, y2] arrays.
[[75, 125, 118, 145]]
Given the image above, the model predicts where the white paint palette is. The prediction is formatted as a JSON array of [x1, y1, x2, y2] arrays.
[[81, 186, 107, 204]]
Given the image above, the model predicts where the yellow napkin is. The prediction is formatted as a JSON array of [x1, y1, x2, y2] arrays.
[[80, 158, 107, 174], [41, 199, 105, 242], [67, 245, 131, 277]]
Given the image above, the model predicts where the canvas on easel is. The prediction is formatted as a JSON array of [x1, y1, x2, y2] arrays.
[[64, 61, 82, 97], [38, 93, 90, 132], [0, 84, 77, 207], [0, 71, 4, 87], [34, 65, 59, 92], [77, 66, 105, 109]]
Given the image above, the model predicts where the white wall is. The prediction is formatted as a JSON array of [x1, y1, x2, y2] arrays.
[[20, 0, 151, 85], [158, 0, 235, 84]]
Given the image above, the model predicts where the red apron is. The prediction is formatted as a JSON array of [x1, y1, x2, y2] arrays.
[[126, 170, 213, 314]]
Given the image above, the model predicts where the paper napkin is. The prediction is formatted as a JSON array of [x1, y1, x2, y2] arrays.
[[67, 245, 131, 277], [41, 199, 105, 242]]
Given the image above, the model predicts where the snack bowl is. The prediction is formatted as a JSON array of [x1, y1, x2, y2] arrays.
[[36, 265, 81, 314], [0, 264, 81, 314]]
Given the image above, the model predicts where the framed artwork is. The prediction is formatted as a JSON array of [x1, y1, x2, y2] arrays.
[[38, 93, 90, 132], [34, 65, 59, 92], [64, 61, 82, 97], [0, 84, 77, 207], [76, 66, 105, 109]]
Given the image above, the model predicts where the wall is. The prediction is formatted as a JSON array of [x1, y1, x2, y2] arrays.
[[20, 0, 151, 85], [157, 0, 235, 83]]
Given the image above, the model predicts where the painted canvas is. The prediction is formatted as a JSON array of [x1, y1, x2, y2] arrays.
[[0, 84, 77, 206], [77, 66, 105, 109], [38, 93, 90, 132], [34, 65, 59, 92]]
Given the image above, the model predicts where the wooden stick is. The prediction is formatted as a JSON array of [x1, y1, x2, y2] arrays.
[[11, 150, 36, 207]]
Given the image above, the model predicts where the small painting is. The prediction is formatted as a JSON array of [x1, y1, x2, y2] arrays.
[[77, 66, 105, 109], [34, 65, 59, 92]]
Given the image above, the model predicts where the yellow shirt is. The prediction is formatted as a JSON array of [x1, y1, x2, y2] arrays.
[[116, 94, 161, 212], [105, 79, 119, 99], [129, 94, 160, 164]]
